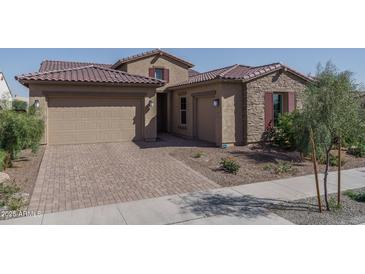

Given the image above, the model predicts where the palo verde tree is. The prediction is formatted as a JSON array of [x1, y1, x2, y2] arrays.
[[302, 61, 362, 211]]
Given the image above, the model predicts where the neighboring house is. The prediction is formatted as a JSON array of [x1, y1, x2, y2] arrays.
[[16, 49, 313, 146], [0, 72, 12, 109]]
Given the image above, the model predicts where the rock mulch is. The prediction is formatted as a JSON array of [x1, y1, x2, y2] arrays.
[[272, 188, 365, 225], [170, 145, 365, 187]]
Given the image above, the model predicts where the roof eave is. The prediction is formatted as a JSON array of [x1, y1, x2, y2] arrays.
[[15, 79, 164, 88], [167, 78, 240, 90]]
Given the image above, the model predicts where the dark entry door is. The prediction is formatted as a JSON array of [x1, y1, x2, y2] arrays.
[[157, 93, 167, 132]]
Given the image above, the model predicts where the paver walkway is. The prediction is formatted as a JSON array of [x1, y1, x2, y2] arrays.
[[28, 137, 218, 214], [2, 167, 364, 225]]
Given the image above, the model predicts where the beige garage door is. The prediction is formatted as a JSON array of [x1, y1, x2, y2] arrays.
[[48, 96, 143, 145], [196, 96, 216, 144]]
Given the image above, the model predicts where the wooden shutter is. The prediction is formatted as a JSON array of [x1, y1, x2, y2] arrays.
[[264, 92, 274, 129], [164, 69, 169, 83], [149, 68, 154, 78], [288, 92, 296, 112]]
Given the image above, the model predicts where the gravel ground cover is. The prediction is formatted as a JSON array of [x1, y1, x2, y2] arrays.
[[170, 145, 365, 187], [3, 146, 45, 199], [272, 188, 365, 225]]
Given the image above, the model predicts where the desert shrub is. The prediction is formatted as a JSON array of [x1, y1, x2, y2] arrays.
[[220, 157, 240, 175], [0, 149, 6, 171], [272, 112, 297, 149], [0, 181, 26, 210], [12, 100, 28, 111], [318, 154, 346, 167], [0, 150, 11, 171], [0, 110, 44, 159], [264, 161, 296, 175], [192, 151, 204, 158], [328, 196, 342, 211], [348, 143, 365, 157], [344, 190, 365, 202]]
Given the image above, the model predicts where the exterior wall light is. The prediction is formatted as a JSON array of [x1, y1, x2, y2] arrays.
[[34, 99, 40, 109], [147, 99, 154, 108], [212, 99, 220, 107]]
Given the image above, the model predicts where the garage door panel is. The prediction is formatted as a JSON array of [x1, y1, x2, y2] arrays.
[[48, 96, 143, 145]]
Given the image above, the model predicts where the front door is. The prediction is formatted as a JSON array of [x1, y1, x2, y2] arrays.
[[157, 93, 167, 132]]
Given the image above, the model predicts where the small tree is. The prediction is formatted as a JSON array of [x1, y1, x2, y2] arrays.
[[302, 62, 362, 210]]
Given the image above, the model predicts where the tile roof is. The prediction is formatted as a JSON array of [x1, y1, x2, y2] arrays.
[[111, 49, 194, 69], [39, 60, 112, 72], [170, 63, 313, 88], [188, 69, 200, 77], [16, 65, 164, 87]]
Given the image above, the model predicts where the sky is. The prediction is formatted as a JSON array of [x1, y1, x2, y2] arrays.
[[1, 48, 365, 97]]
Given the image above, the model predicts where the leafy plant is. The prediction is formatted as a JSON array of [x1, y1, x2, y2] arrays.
[[0, 110, 44, 159], [263, 161, 296, 175], [220, 157, 240, 175], [192, 151, 204, 158], [0, 149, 6, 171], [348, 143, 365, 158], [328, 196, 342, 211], [12, 100, 28, 111], [0, 181, 26, 210], [319, 154, 346, 167], [344, 190, 365, 202]]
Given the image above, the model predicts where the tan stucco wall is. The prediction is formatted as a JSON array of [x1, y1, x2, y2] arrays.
[[244, 70, 307, 143], [169, 81, 244, 146], [118, 55, 189, 91], [28, 83, 157, 144], [170, 82, 221, 145]]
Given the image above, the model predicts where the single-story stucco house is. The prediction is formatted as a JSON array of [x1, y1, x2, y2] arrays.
[[16, 49, 313, 147]]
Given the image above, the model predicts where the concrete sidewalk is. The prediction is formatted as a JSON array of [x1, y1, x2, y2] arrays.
[[1, 167, 365, 225]]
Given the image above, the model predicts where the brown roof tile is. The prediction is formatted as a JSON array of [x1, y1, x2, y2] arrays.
[[39, 60, 112, 72], [16, 65, 164, 87], [170, 63, 312, 88], [188, 69, 200, 77], [111, 49, 194, 69]]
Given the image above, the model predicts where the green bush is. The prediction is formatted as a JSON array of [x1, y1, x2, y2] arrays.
[[0, 149, 6, 171], [348, 143, 365, 158], [220, 157, 240, 175], [263, 161, 296, 175], [192, 151, 204, 158], [344, 190, 365, 202], [0, 149, 11, 171], [0, 181, 26, 210], [318, 154, 346, 167], [12, 100, 28, 111], [0, 110, 44, 159]]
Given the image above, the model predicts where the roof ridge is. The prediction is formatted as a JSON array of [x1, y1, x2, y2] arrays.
[[196, 64, 237, 76], [17, 64, 164, 84], [251, 62, 281, 69], [41, 59, 112, 66], [218, 64, 240, 77]]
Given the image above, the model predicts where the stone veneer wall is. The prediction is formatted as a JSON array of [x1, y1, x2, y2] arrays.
[[244, 70, 308, 143]]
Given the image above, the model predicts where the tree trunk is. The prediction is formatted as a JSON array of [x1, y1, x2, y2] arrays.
[[309, 128, 322, 213], [323, 149, 331, 211], [337, 136, 341, 206]]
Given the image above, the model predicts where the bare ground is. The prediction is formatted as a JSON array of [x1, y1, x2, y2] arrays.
[[4, 146, 45, 197], [170, 145, 365, 187]]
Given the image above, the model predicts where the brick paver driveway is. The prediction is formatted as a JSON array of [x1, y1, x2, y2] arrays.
[[29, 135, 218, 213]]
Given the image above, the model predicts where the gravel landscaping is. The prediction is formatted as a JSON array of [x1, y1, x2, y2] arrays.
[[170, 144, 365, 187], [2, 146, 45, 202], [272, 188, 365, 225]]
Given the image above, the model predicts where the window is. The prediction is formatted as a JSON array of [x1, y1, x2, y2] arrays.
[[273, 93, 283, 126], [154, 68, 164, 80], [180, 97, 187, 125]]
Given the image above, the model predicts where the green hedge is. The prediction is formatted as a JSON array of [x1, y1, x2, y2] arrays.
[[0, 110, 44, 159]]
